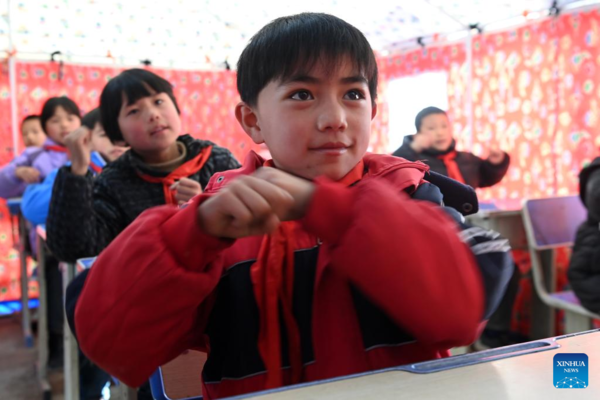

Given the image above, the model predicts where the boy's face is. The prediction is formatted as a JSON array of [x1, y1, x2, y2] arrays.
[[419, 113, 452, 152], [117, 88, 181, 158], [21, 119, 45, 147], [90, 122, 128, 162], [237, 59, 376, 181]]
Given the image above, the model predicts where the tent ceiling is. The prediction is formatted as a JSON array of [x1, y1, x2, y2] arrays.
[[0, 0, 590, 68]]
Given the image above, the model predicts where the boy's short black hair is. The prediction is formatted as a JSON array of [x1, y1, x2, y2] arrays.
[[21, 115, 40, 127], [415, 107, 447, 132], [81, 108, 101, 130], [100, 69, 180, 143], [237, 13, 378, 107], [40, 97, 81, 134]]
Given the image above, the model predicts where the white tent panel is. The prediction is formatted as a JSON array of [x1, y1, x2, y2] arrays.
[[0, 0, 591, 69]]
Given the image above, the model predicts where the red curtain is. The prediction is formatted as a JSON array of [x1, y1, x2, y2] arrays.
[[0, 62, 259, 302], [1, 10, 600, 301], [374, 42, 468, 153], [0, 58, 19, 302], [377, 10, 600, 202], [12, 63, 259, 161]]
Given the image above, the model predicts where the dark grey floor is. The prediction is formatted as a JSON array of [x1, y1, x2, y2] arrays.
[[0, 316, 64, 400]]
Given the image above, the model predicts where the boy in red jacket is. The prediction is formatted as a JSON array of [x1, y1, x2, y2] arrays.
[[74, 13, 512, 399]]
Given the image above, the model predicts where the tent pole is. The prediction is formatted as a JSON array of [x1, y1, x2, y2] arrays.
[[466, 28, 474, 150], [424, 0, 473, 147], [8, 0, 19, 157]]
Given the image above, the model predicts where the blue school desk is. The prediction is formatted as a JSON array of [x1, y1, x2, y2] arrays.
[[7, 197, 22, 215], [6, 198, 36, 348], [226, 330, 600, 400], [7, 199, 31, 338]]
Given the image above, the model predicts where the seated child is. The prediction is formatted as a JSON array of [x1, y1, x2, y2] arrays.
[[22, 108, 128, 228], [393, 106, 510, 188], [395, 106, 518, 349], [72, 14, 513, 400], [21, 115, 46, 148], [568, 157, 600, 314], [22, 108, 127, 398], [0, 97, 81, 199], [46, 69, 240, 263], [47, 69, 240, 399], [6, 97, 82, 367], [80, 107, 129, 165]]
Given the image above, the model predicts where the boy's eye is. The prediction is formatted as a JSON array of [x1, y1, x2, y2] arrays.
[[155, 99, 163, 105], [290, 90, 313, 101], [344, 90, 365, 101], [127, 109, 139, 116]]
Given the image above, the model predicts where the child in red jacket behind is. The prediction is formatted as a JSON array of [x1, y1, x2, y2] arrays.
[[74, 13, 512, 399]]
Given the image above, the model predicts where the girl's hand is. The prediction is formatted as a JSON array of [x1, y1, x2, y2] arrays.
[[65, 127, 93, 176], [172, 178, 203, 205], [15, 166, 41, 183], [488, 148, 506, 165]]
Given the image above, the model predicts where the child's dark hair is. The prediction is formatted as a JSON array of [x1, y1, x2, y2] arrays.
[[40, 97, 81, 134], [237, 13, 378, 107], [415, 107, 447, 132], [100, 69, 180, 143], [21, 114, 40, 127], [81, 108, 101, 130]]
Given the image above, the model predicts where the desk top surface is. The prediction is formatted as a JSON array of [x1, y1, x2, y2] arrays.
[[76, 257, 96, 270], [473, 199, 523, 218], [6, 197, 21, 215], [242, 330, 600, 400]]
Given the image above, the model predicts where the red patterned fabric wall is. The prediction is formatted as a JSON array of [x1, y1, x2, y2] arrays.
[[472, 11, 600, 200], [470, 18, 561, 200], [554, 12, 600, 195], [0, 58, 19, 302], [0, 62, 258, 302], [2, 10, 600, 301], [13, 63, 257, 161], [373, 43, 468, 154], [379, 10, 600, 202]]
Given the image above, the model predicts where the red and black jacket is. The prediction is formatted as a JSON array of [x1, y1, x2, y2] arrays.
[[73, 152, 512, 399]]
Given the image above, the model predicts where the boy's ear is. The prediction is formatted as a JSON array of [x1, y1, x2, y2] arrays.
[[371, 102, 378, 120], [235, 102, 265, 144]]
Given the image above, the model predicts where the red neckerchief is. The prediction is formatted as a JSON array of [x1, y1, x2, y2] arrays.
[[137, 146, 212, 205], [437, 150, 465, 184], [43, 144, 67, 153], [251, 159, 365, 389], [89, 162, 103, 174]]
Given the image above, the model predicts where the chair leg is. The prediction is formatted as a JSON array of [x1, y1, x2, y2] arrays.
[[564, 311, 592, 334], [112, 381, 137, 400]]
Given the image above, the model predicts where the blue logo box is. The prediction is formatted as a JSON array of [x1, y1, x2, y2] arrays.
[[554, 353, 588, 389]]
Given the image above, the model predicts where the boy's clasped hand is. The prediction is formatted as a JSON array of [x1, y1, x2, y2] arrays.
[[197, 167, 315, 239]]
